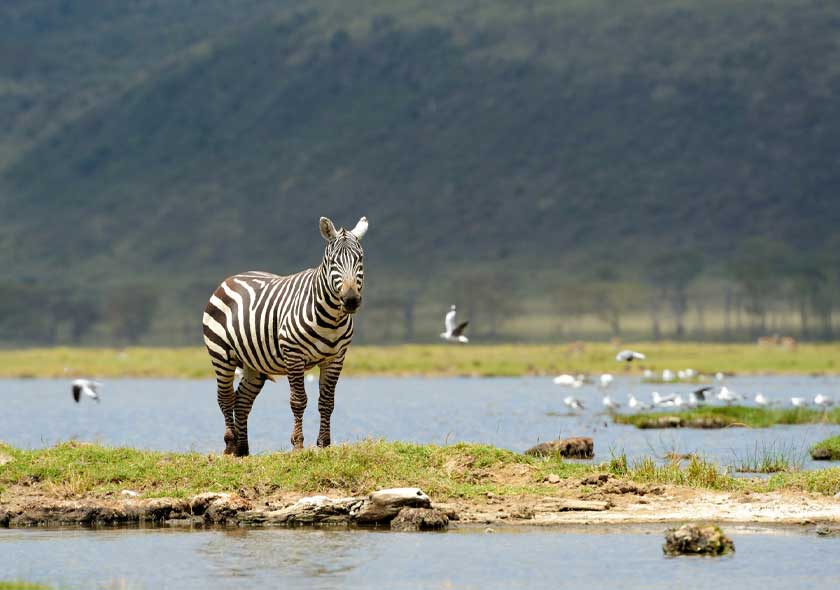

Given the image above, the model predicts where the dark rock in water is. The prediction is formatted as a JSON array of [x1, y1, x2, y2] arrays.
[[811, 447, 834, 461], [815, 525, 840, 536], [663, 524, 734, 556], [525, 437, 594, 459], [390, 507, 449, 531]]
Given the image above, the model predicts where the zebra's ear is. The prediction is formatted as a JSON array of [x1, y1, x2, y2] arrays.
[[350, 216, 368, 240], [319, 217, 338, 241]]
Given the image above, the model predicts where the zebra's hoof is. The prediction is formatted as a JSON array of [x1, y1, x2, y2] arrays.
[[224, 430, 237, 454], [234, 443, 249, 457], [317, 438, 331, 448]]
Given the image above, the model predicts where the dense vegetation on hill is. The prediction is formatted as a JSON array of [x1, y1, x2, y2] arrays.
[[1, 0, 839, 344]]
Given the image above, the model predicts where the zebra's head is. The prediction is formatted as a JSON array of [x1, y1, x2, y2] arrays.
[[319, 216, 368, 314]]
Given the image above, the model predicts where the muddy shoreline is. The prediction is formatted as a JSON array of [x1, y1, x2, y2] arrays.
[[3, 480, 838, 529]]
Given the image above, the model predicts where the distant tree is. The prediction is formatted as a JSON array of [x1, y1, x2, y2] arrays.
[[105, 286, 159, 344], [727, 238, 791, 339], [646, 250, 704, 339]]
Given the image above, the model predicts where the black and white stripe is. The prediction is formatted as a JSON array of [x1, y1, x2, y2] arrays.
[[202, 216, 368, 456]]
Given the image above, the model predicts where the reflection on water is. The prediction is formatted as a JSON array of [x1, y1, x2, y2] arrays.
[[3, 376, 839, 468], [1, 525, 839, 590]]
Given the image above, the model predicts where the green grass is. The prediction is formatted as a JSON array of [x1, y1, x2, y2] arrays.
[[810, 436, 840, 461], [731, 442, 803, 473], [0, 583, 51, 590], [2, 441, 839, 501], [2, 342, 840, 379], [0, 440, 588, 500], [614, 406, 840, 429]]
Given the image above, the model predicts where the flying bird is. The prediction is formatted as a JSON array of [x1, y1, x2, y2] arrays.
[[563, 396, 585, 411], [616, 350, 646, 362], [692, 386, 713, 402], [440, 305, 469, 343], [72, 379, 101, 403]]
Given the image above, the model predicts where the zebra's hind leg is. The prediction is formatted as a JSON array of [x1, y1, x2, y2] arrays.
[[211, 361, 237, 455], [233, 368, 268, 457]]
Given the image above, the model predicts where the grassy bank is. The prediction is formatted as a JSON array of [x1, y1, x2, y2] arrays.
[[1, 342, 839, 379], [0, 583, 50, 590], [614, 406, 840, 429], [811, 436, 840, 461], [1, 441, 838, 499]]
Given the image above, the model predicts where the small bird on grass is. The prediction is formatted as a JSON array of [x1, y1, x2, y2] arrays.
[[72, 379, 101, 403]]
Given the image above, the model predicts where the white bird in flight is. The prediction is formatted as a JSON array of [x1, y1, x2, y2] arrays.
[[616, 350, 646, 362], [563, 396, 585, 411], [440, 305, 469, 343], [72, 379, 101, 403]]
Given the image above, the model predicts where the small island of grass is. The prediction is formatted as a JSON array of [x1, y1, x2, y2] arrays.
[[811, 436, 840, 461], [613, 406, 840, 429]]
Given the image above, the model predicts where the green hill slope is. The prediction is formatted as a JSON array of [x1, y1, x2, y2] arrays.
[[1, 0, 839, 344]]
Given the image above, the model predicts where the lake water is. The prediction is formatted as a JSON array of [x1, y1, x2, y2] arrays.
[[1, 525, 838, 590], [2, 375, 839, 469]]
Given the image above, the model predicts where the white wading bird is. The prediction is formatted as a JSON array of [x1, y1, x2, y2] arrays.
[[602, 395, 621, 411], [440, 305, 469, 343], [599, 374, 614, 388], [616, 350, 646, 362], [814, 394, 834, 408], [553, 374, 576, 386], [628, 394, 652, 411], [661, 369, 675, 382], [754, 393, 769, 407], [790, 397, 807, 408], [716, 386, 742, 405], [563, 396, 585, 411], [72, 379, 101, 403], [651, 391, 677, 407]]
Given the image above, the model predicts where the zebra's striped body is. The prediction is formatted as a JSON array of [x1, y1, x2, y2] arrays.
[[202, 216, 367, 455]]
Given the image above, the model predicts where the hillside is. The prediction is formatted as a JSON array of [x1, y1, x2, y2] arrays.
[[1, 0, 839, 344]]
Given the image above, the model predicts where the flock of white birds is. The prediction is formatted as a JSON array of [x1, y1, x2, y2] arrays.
[[554, 349, 836, 413]]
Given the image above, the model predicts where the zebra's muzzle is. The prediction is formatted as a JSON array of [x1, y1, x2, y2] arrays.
[[341, 293, 361, 313]]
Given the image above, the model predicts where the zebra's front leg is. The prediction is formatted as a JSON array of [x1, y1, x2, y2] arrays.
[[232, 369, 267, 457], [317, 356, 345, 448], [288, 369, 307, 450]]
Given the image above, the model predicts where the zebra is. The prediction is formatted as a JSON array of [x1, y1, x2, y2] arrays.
[[202, 216, 368, 456]]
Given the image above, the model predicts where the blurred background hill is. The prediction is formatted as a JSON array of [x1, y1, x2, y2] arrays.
[[1, 0, 839, 345]]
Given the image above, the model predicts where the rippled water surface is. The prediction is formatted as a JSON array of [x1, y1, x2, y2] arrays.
[[1, 525, 839, 590], [3, 375, 839, 468]]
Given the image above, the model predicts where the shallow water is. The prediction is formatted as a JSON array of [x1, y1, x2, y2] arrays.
[[1, 525, 838, 590], [3, 375, 839, 468]]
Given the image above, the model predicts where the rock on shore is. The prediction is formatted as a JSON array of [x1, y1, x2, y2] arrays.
[[525, 437, 594, 459], [0, 487, 448, 531]]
